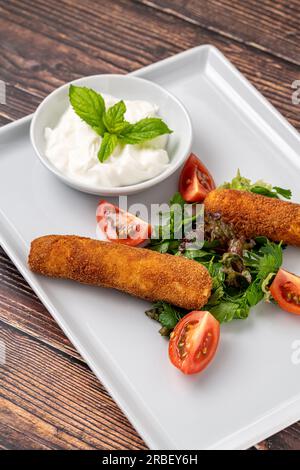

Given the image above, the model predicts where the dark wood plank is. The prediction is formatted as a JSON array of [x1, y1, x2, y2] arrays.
[[136, 0, 300, 66], [0, 321, 147, 450]]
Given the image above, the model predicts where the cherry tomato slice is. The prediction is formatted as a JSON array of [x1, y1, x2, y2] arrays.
[[179, 153, 216, 203], [96, 200, 151, 247], [169, 311, 220, 375], [270, 268, 300, 315]]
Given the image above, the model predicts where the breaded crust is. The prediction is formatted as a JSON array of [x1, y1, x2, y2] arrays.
[[28, 235, 212, 310], [205, 189, 300, 246]]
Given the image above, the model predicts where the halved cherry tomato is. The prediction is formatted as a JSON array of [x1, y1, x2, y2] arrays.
[[179, 153, 216, 203], [270, 268, 300, 315], [169, 311, 220, 375], [96, 200, 151, 247]]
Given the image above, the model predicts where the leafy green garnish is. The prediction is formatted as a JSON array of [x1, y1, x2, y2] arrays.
[[273, 186, 292, 199], [119, 118, 172, 145], [203, 239, 282, 323], [146, 166, 289, 333], [209, 302, 247, 323], [149, 196, 203, 255], [169, 192, 185, 207], [69, 85, 173, 162], [221, 170, 292, 200], [158, 303, 182, 329], [103, 100, 129, 134], [98, 133, 118, 163]]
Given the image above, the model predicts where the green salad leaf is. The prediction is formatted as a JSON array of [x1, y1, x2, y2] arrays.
[[221, 169, 292, 200]]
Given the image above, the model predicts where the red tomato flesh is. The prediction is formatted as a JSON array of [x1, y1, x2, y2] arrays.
[[169, 311, 220, 375], [96, 200, 151, 247], [270, 268, 300, 315], [179, 153, 216, 203]]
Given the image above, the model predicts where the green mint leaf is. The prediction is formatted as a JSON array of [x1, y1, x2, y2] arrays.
[[69, 85, 106, 136], [157, 302, 182, 330], [273, 186, 292, 200], [119, 117, 172, 144], [98, 133, 118, 162], [103, 100, 131, 134], [209, 302, 240, 323], [169, 192, 185, 207], [246, 281, 264, 306]]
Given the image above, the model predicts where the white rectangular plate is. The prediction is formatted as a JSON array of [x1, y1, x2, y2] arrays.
[[1, 45, 300, 450]]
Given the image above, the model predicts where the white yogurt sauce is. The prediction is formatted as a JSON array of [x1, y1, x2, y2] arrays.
[[44, 95, 169, 187]]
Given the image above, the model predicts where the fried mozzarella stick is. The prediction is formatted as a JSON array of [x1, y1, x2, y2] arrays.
[[28, 235, 212, 310], [205, 189, 300, 246]]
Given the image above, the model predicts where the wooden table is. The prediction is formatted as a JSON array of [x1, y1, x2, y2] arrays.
[[0, 0, 300, 450]]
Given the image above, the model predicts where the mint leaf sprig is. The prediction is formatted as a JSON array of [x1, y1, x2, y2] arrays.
[[146, 236, 284, 332], [69, 85, 173, 163]]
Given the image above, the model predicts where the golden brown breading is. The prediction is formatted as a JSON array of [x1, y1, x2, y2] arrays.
[[28, 235, 212, 310], [205, 189, 300, 246]]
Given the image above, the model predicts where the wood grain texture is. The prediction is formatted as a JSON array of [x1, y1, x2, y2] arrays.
[[0, 0, 299, 450]]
